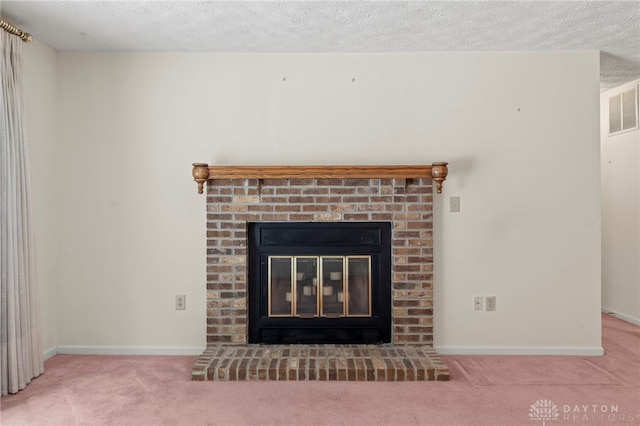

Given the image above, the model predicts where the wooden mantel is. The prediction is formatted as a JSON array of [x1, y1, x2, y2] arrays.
[[191, 163, 448, 195]]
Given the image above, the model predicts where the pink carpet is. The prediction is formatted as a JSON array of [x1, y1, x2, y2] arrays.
[[449, 357, 623, 386], [1, 314, 638, 425]]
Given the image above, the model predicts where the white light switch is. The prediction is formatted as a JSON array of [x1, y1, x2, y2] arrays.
[[449, 196, 460, 213], [474, 296, 483, 311]]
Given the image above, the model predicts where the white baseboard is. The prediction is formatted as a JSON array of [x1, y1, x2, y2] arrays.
[[43, 346, 57, 360], [53, 346, 206, 356], [602, 306, 640, 326], [434, 346, 604, 356], [48, 343, 614, 357]]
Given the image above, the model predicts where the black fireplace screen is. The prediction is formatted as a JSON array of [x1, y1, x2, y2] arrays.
[[248, 222, 391, 344]]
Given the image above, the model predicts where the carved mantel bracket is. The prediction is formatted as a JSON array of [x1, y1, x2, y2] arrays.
[[192, 162, 448, 195]]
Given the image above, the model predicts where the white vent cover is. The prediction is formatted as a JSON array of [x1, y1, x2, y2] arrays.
[[609, 85, 639, 135]]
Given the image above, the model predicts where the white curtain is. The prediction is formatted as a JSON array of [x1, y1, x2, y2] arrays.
[[0, 30, 44, 396]]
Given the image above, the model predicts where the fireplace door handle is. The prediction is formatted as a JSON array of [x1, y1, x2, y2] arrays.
[[298, 314, 318, 319]]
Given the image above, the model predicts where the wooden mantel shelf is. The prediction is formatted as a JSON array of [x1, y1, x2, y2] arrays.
[[191, 163, 448, 195]]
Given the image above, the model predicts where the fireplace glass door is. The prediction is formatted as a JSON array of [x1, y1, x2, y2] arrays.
[[268, 256, 371, 318]]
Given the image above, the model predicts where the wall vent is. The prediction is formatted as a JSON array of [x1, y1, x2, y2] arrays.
[[609, 85, 639, 136]]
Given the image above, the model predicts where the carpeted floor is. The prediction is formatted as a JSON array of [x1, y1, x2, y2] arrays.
[[1, 314, 638, 425]]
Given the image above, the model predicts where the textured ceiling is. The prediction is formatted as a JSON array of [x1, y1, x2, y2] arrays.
[[2, 1, 639, 90]]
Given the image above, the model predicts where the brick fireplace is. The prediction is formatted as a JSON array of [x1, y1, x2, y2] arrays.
[[190, 163, 450, 381]]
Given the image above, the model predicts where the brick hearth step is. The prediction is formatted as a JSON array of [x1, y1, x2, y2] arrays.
[[192, 345, 449, 381]]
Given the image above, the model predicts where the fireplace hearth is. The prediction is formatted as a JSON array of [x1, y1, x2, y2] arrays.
[[190, 163, 450, 381]]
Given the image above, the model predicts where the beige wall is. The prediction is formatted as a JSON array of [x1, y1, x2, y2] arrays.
[[25, 49, 603, 354], [23, 39, 58, 357], [601, 79, 640, 325]]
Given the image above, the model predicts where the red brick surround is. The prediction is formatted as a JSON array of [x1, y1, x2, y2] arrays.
[[205, 177, 434, 346]]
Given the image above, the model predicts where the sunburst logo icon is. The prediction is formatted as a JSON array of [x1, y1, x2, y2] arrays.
[[529, 399, 560, 425]]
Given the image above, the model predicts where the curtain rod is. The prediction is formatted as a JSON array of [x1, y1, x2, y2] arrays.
[[0, 18, 33, 43]]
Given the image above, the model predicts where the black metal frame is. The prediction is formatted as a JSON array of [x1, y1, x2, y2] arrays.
[[248, 222, 392, 344]]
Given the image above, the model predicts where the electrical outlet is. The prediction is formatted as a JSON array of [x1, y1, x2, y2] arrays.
[[473, 296, 483, 311], [175, 294, 186, 310], [449, 196, 460, 213], [485, 296, 496, 311]]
